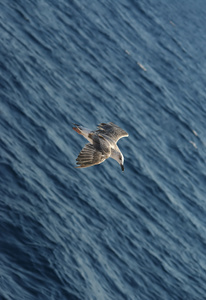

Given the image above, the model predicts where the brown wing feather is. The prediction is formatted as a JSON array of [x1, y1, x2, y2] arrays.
[[76, 143, 107, 168], [97, 122, 128, 142]]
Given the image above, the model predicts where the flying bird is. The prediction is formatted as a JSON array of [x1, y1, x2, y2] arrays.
[[73, 122, 129, 171]]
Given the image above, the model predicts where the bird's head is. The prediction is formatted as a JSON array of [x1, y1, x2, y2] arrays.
[[113, 151, 124, 172]]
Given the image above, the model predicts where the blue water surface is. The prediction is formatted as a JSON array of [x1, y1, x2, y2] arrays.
[[1, 0, 206, 299]]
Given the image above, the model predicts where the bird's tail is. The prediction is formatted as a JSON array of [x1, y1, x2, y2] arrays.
[[72, 123, 82, 135], [72, 123, 92, 141]]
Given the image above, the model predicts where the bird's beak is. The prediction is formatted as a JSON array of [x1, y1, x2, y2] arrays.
[[121, 164, 124, 172]]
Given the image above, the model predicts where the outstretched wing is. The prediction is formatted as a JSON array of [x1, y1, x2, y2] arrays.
[[76, 143, 108, 168], [97, 122, 129, 143]]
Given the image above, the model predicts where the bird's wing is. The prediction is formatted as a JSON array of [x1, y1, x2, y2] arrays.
[[76, 142, 109, 168], [97, 122, 129, 143]]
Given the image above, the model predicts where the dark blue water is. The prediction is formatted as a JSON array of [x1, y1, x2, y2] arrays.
[[1, 0, 206, 299]]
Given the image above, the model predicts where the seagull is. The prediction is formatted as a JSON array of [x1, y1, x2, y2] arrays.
[[72, 122, 129, 171]]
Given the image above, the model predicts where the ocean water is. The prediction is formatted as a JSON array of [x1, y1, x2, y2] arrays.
[[1, 0, 206, 299]]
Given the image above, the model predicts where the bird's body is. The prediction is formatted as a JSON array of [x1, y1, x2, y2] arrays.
[[72, 122, 129, 171]]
